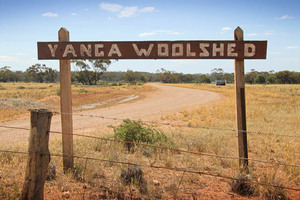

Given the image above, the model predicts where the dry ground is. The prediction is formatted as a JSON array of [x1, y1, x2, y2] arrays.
[[0, 83, 220, 144], [1, 83, 299, 199]]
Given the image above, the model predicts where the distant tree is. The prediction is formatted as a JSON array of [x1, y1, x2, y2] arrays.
[[0, 66, 17, 82], [254, 75, 266, 84], [223, 73, 234, 83], [199, 75, 211, 83], [211, 68, 224, 81], [156, 68, 179, 83], [245, 69, 258, 84], [275, 70, 296, 84], [266, 74, 275, 84], [73, 59, 111, 85], [25, 64, 58, 83], [123, 70, 139, 82], [145, 73, 153, 82]]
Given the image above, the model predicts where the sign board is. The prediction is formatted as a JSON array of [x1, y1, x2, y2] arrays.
[[38, 40, 267, 60]]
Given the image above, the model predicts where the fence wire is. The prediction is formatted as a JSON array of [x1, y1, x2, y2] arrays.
[[0, 107, 299, 139], [1, 124, 299, 168], [0, 149, 299, 192]]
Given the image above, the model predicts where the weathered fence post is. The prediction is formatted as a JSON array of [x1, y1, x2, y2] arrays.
[[234, 27, 249, 170], [21, 109, 53, 200], [59, 27, 74, 171]]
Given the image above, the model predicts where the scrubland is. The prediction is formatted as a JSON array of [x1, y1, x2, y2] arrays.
[[0, 83, 299, 199]]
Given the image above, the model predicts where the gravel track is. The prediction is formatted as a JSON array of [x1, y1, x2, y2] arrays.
[[0, 83, 221, 144]]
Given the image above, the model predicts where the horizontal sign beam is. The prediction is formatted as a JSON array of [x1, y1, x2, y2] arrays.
[[38, 41, 267, 60]]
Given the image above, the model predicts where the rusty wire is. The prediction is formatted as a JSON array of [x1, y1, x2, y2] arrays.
[[0, 124, 299, 168], [0, 149, 299, 192], [0, 107, 299, 138]]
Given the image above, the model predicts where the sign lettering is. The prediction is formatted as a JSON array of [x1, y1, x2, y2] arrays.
[[38, 41, 267, 60]]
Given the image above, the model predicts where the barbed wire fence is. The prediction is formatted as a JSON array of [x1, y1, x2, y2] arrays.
[[0, 107, 299, 199]]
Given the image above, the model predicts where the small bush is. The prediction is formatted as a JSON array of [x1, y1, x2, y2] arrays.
[[17, 86, 25, 89], [110, 119, 175, 152], [231, 173, 257, 196], [120, 166, 148, 194], [77, 88, 88, 93], [261, 185, 289, 200]]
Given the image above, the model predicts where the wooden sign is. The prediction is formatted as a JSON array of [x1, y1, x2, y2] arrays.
[[38, 40, 267, 60]]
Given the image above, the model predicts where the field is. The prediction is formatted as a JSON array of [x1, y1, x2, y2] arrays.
[[0, 82, 299, 199]]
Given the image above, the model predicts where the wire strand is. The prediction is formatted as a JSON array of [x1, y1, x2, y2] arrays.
[[0, 107, 299, 138], [1, 149, 299, 192], [0, 125, 299, 168]]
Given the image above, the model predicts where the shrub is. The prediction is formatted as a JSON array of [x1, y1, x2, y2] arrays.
[[231, 173, 257, 196], [110, 119, 175, 152], [77, 88, 88, 93], [17, 86, 25, 89]]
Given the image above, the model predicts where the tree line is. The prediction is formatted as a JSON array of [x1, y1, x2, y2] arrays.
[[1, 60, 299, 84]]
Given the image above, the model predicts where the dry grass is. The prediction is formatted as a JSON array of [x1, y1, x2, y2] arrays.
[[0, 83, 299, 199], [0, 82, 155, 122]]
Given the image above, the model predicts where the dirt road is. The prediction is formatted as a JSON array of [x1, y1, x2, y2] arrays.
[[0, 83, 221, 144]]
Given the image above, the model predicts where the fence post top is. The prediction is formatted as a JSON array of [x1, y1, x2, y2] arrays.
[[30, 109, 52, 114], [59, 27, 69, 41]]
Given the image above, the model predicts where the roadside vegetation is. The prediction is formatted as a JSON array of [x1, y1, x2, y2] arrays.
[[1, 63, 300, 84], [0, 82, 299, 199], [0, 82, 154, 122]]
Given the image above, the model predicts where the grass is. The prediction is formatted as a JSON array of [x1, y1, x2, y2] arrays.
[[0, 83, 299, 199], [0, 82, 155, 122]]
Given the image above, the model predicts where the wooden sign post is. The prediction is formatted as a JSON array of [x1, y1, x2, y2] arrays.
[[58, 28, 74, 171], [234, 27, 248, 170], [38, 27, 267, 171]]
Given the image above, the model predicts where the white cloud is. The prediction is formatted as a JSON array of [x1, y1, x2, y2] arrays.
[[269, 52, 282, 55], [139, 30, 181, 37], [0, 56, 18, 61], [16, 53, 27, 56], [140, 7, 157, 13], [42, 12, 58, 17], [84, 8, 89, 12], [275, 15, 294, 20], [99, 3, 123, 12], [118, 7, 138, 18], [246, 31, 274, 37], [263, 30, 274, 36], [139, 32, 156, 37], [287, 46, 300, 49], [246, 33, 258, 37], [71, 13, 77, 16], [221, 27, 231, 31], [99, 2, 157, 18]]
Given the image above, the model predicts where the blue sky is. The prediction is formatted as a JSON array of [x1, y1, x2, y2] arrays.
[[0, 0, 299, 74]]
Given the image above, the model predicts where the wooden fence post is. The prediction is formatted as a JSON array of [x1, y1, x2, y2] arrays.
[[234, 27, 249, 170], [59, 27, 74, 171], [21, 109, 53, 200]]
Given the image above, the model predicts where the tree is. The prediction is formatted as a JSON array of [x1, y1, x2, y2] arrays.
[[0, 66, 17, 82], [198, 74, 211, 83], [254, 75, 266, 84], [211, 68, 224, 81], [275, 71, 295, 84], [73, 59, 111, 85], [223, 73, 234, 83], [156, 68, 179, 83], [25, 64, 58, 83], [245, 69, 258, 84], [123, 70, 140, 82]]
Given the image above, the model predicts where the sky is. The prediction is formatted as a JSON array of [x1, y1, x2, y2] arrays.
[[0, 0, 299, 74]]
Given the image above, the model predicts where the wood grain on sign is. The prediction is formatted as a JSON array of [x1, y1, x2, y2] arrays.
[[38, 40, 267, 60]]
